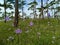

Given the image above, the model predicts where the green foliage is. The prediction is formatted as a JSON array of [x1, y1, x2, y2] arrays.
[[28, 1, 38, 5], [28, 0, 38, 10], [18, 0, 26, 9]]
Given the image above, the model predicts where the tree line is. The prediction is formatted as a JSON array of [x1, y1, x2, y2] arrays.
[[0, 0, 60, 27]]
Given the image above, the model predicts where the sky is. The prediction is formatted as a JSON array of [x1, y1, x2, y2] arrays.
[[0, 0, 56, 18], [23, 0, 48, 18]]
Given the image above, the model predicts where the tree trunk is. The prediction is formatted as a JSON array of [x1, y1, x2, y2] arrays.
[[14, 0, 19, 27], [47, 0, 49, 19], [21, 0, 24, 19], [54, 0, 55, 18], [34, 4, 36, 19], [33, 8, 35, 19], [41, 0, 44, 19], [39, 13, 41, 18], [34, 0, 36, 19], [4, 0, 6, 23]]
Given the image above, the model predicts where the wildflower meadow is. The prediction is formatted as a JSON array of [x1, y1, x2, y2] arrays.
[[0, 0, 60, 45], [0, 19, 60, 45]]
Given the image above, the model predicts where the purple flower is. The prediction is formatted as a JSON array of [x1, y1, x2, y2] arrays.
[[15, 29, 22, 34], [5, 16, 10, 21], [48, 13, 50, 17], [29, 21, 33, 26]]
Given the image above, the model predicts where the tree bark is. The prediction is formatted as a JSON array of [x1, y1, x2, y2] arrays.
[[14, 0, 19, 27], [41, 0, 44, 19], [4, 0, 6, 23], [34, 0, 36, 19], [47, 0, 49, 19], [54, 0, 55, 18]]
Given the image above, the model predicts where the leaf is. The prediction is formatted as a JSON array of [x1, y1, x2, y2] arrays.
[[28, 1, 38, 5]]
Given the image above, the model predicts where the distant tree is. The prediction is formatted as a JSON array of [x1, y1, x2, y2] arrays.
[[11, 11, 14, 18], [7, 0, 26, 27], [0, 8, 2, 14], [0, 0, 13, 22], [28, 0, 38, 19], [14, 0, 19, 27], [37, 0, 44, 19], [53, 0, 60, 18], [7, 0, 19, 27], [37, 0, 57, 18], [41, 0, 44, 19], [3, 0, 13, 23], [19, 0, 26, 18]]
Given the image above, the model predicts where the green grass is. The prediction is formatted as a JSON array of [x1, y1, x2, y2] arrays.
[[0, 19, 60, 45]]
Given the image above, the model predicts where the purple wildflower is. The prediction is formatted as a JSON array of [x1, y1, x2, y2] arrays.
[[5, 16, 10, 21], [15, 29, 22, 34], [48, 13, 50, 17], [29, 21, 33, 26]]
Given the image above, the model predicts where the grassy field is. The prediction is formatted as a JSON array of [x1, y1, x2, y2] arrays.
[[0, 19, 60, 45]]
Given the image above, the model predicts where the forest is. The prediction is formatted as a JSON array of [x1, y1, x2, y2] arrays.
[[0, 0, 60, 45]]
